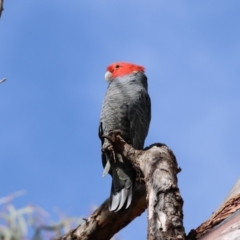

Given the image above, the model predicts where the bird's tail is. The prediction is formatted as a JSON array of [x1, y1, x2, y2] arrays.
[[109, 159, 135, 211]]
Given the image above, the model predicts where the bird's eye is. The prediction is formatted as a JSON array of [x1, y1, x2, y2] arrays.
[[115, 65, 120, 68]]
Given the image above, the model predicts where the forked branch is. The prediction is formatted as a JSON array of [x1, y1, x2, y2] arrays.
[[58, 131, 185, 240]]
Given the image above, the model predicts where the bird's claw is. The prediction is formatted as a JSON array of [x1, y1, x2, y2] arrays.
[[108, 129, 123, 138], [102, 142, 117, 163], [102, 160, 111, 177], [102, 129, 123, 143]]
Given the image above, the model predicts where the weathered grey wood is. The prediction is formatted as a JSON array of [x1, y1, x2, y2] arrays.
[[143, 145, 185, 240], [57, 131, 185, 240], [104, 132, 185, 240], [57, 184, 146, 240]]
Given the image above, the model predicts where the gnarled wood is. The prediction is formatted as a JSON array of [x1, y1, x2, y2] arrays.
[[144, 144, 185, 240], [58, 131, 185, 240], [57, 184, 146, 240], [105, 132, 185, 240]]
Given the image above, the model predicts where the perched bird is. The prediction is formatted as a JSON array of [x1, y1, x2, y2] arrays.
[[99, 62, 151, 211]]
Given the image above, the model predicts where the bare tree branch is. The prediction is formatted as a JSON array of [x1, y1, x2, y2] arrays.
[[58, 131, 185, 240], [104, 131, 185, 240], [0, 0, 4, 18], [0, 78, 6, 84], [188, 193, 240, 239], [57, 184, 146, 240]]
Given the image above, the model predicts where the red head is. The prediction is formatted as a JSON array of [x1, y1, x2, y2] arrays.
[[105, 62, 145, 82]]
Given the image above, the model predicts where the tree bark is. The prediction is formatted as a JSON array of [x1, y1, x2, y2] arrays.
[[57, 131, 185, 240], [57, 184, 146, 240], [144, 145, 185, 240], [104, 131, 185, 240]]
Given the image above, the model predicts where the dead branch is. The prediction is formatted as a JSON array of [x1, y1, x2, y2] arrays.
[[58, 131, 185, 240], [0, 0, 4, 18], [57, 184, 146, 240], [188, 193, 240, 239], [0, 78, 6, 84], [106, 131, 185, 240]]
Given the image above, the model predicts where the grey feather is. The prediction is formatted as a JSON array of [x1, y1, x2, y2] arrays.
[[102, 160, 111, 177], [100, 71, 151, 211]]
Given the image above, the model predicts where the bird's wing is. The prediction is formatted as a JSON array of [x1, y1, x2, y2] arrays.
[[128, 89, 151, 149]]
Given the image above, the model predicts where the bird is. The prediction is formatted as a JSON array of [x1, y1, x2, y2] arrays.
[[99, 62, 151, 212]]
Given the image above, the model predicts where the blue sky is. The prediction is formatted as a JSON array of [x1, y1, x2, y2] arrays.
[[0, 1, 240, 239]]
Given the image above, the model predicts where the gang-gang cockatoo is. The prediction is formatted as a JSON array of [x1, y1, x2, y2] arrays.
[[99, 62, 151, 211]]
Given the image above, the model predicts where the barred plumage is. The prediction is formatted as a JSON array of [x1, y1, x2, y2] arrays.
[[99, 64, 151, 211]]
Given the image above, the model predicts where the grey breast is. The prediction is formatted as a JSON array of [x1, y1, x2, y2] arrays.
[[100, 72, 149, 146]]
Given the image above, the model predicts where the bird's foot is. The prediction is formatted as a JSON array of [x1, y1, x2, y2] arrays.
[[102, 130, 124, 166], [102, 129, 123, 143], [102, 142, 117, 163], [108, 129, 123, 138]]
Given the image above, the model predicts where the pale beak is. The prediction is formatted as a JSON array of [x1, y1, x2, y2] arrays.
[[104, 71, 112, 82]]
